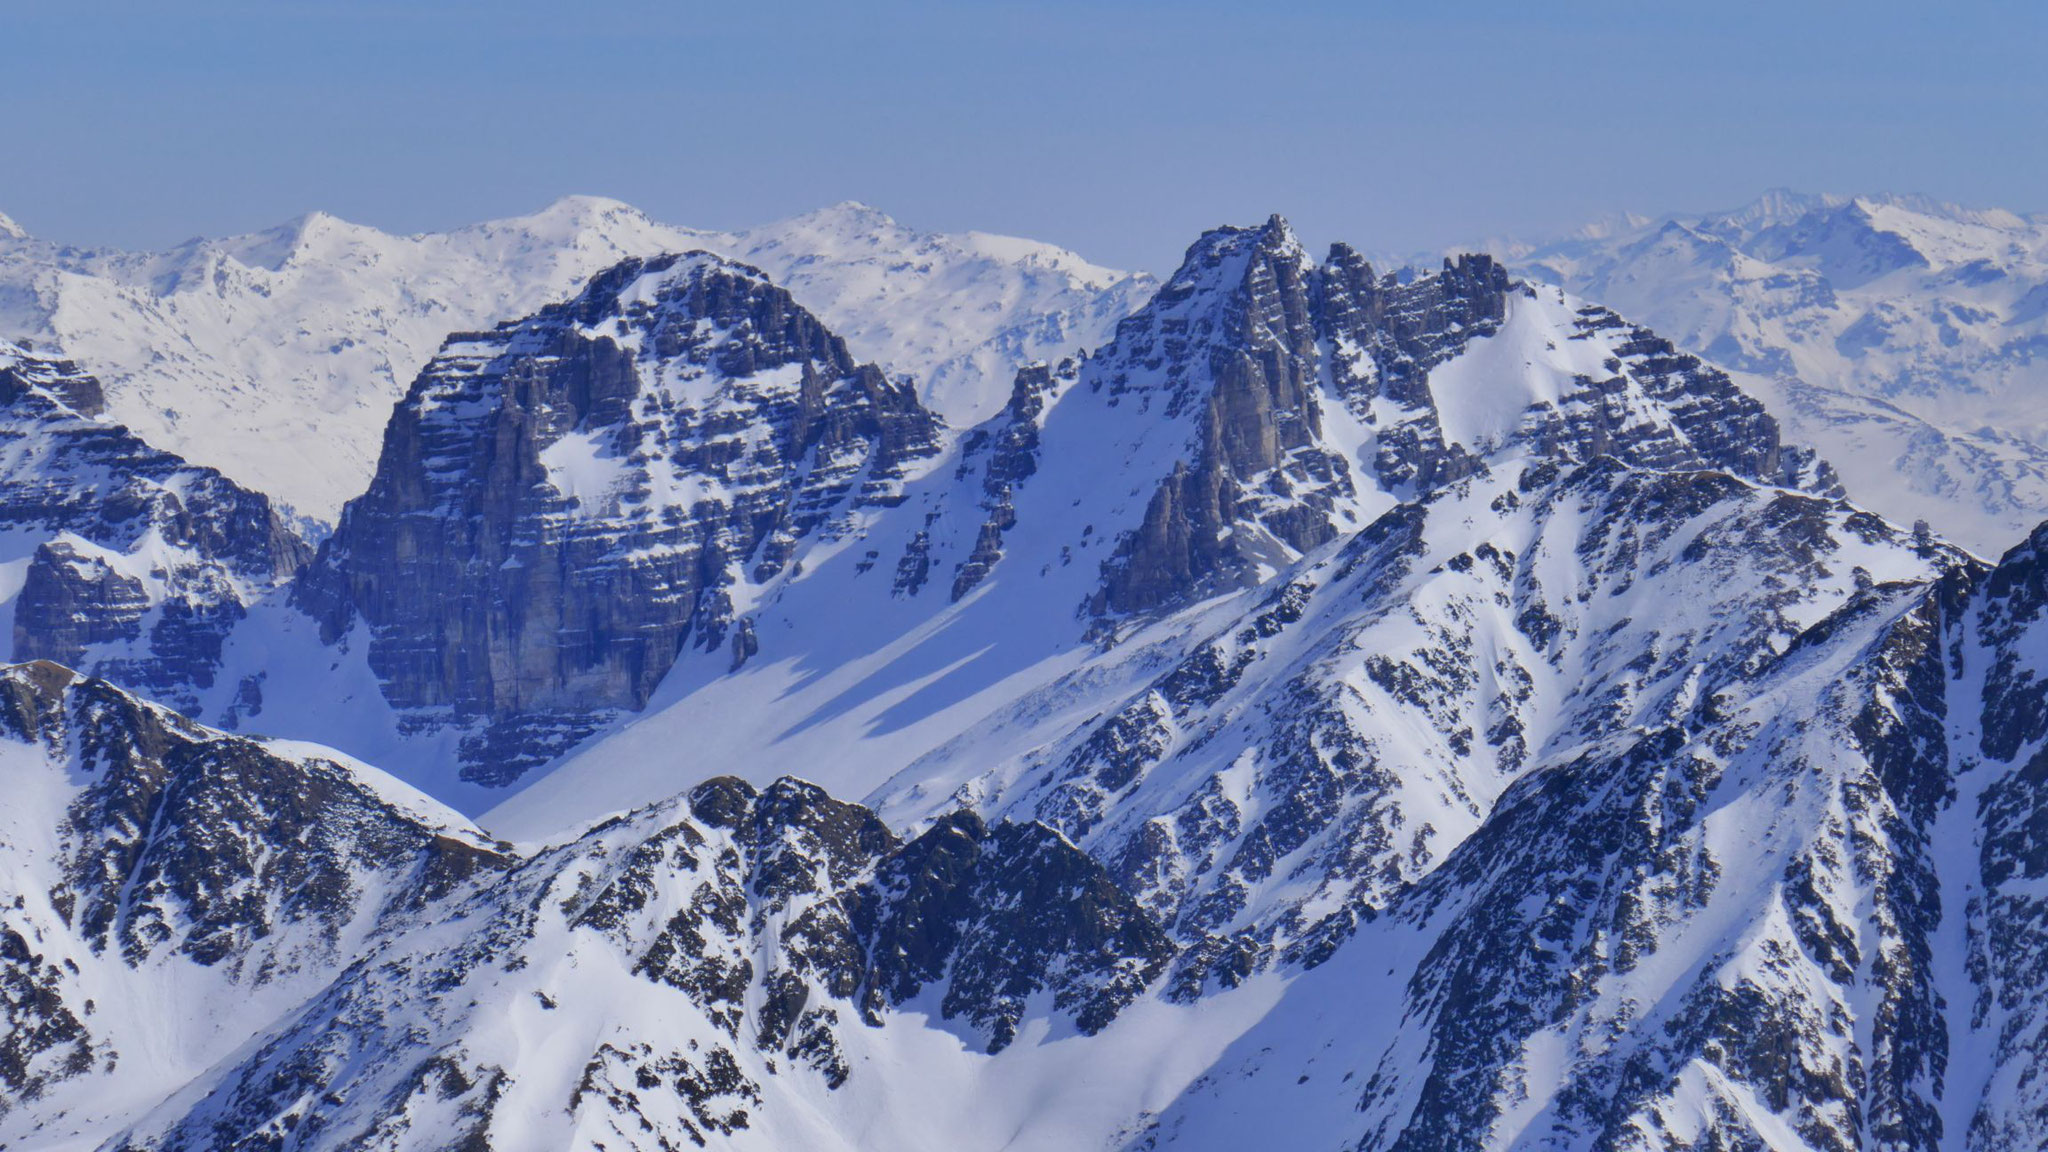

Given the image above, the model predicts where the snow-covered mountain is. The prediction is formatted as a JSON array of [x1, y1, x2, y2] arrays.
[[11, 206, 2048, 1151], [481, 215, 1841, 833], [0, 660, 509, 1150], [295, 251, 946, 789], [0, 198, 1153, 521], [1494, 190, 2048, 556]]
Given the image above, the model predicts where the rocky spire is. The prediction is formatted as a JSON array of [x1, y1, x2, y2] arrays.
[[1091, 216, 1358, 616]]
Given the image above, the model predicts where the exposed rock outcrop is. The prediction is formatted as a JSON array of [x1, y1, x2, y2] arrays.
[[0, 661, 507, 1122], [297, 254, 944, 783], [1078, 217, 1836, 621], [0, 342, 310, 713]]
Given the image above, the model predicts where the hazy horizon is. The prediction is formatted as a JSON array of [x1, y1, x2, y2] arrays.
[[8, 1, 2043, 272]]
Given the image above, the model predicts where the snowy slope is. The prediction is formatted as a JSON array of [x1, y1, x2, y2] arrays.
[[0, 660, 506, 1151], [24, 206, 2048, 1151], [0, 199, 1153, 520], [1494, 190, 2048, 555], [483, 217, 1838, 842]]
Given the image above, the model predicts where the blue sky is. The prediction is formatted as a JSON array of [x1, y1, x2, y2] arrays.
[[5, 0, 2041, 271]]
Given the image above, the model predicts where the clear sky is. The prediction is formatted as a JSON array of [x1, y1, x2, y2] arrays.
[[5, 0, 2042, 273]]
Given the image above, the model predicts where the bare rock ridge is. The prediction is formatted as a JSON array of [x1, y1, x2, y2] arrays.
[[1073, 215, 1838, 619], [0, 660, 507, 1127], [0, 662, 1173, 1148], [0, 341, 309, 714], [296, 252, 944, 783], [1505, 190, 2048, 553]]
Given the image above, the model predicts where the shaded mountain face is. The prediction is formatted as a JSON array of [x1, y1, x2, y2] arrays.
[[1070, 217, 1836, 619], [0, 342, 309, 713], [296, 253, 944, 783], [1503, 190, 2048, 554]]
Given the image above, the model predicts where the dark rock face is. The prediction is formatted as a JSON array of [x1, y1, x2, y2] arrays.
[[1091, 218, 1362, 616], [47, 682, 509, 971], [1967, 524, 2048, 1150], [12, 542, 151, 667], [858, 809, 1174, 1052], [296, 254, 943, 784], [1079, 218, 1837, 622], [650, 776, 1173, 1059], [0, 348, 104, 417], [1539, 302, 1841, 495], [948, 357, 1071, 602], [0, 919, 91, 1117], [0, 343, 309, 714], [1318, 245, 1501, 493]]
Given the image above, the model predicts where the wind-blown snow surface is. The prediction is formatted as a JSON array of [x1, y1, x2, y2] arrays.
[[0, 198, 1153, 520], [1492, 190, 2048, 556]]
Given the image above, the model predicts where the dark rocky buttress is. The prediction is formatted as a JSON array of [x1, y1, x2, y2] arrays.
[[295, 254, 943, 784], [0, 659, 509, 1114], [108, 774, 1174, 1147]]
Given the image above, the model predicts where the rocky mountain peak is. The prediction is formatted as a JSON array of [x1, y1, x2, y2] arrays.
[[1079, 212, 1818, 622], [0, 661, 505, 1131], [1137, 216, 1310, 354], [297, 250, 943, 785]]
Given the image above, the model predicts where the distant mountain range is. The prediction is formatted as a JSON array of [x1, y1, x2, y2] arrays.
[[4, 193, 2048, 1151], [0, 198, 1153, 521], [1483, 189, 2048, 555]]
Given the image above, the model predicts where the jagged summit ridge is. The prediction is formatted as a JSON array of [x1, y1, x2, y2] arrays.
[[1064, 214, 1836, 620], [0, 660, 1177, 1150], [0, 661, 505, 1144]]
